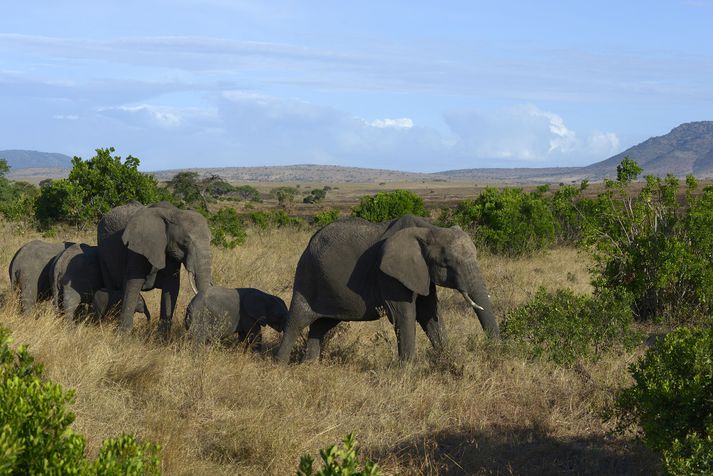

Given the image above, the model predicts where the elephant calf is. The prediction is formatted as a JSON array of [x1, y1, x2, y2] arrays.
[[9, 240, 73, 314], [52, 243, 150, 322], [185, 287, 288, 349]]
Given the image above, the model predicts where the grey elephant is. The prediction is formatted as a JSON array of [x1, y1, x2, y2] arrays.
[[276, 215, 500, 363], [185, 287, 287, 349], [9, 240, 74, 314], [97, 202, 212, 339], [51, 242, 150, 321]]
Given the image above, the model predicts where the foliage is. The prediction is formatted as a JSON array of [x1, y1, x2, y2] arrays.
[[581, 157, 713, 323], [437, 187, 555, 256], [297, 433, 380, 476], [270, 186, 299, 206], [243, 210, 304, 229], [502, 287, 639, 366], [34, 147, 167, 227], [303, 187, 328, 204], [167, 171, 205, 209], [351, 189, 428, 222], [0, 160, 39, 225], [233, 185, 261, 202], [314, 209, 341, 227], [0, 326, 161, 474], [615, 327, 713, 475], [208, 207, 247, 249]]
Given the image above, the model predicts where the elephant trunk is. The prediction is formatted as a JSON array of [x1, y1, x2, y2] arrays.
[[461, 266, 500, 338], [185, 248, 212, 294]]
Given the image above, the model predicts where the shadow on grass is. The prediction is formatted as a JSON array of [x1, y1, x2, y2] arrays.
[[367, 425, 661, 476]]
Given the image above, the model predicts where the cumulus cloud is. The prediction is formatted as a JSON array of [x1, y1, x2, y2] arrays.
[[445, 105, 619, 166], [97, 104, 217, 130], [365, 118, 414, 129]]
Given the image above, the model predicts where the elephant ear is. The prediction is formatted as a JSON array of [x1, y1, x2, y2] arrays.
[[121, 208, 168, 270], [379, 228, 430, 296]]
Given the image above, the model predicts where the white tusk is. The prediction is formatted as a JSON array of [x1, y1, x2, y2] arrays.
[[461, 291, 485, 311], [188, 271, 198, 295]]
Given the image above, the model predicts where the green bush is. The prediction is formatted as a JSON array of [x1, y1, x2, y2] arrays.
[[0, 161, 38, 226], [233, 185, 261, 202], [244, 210, 304, 230], [615, 327, 713, 475], [351, 189, 428, 222], [297, 433, 379, 476], [270, 186, 299, 206], [313, 209, 340, 227], [208, 207, 247, 249], [581, 158, 713, 323], [303, 187, 328, 204], [34, 147, 168, 227], [437, 187, 555, 256], [502, 287, 639, 366], [0, 326, 160, 474]]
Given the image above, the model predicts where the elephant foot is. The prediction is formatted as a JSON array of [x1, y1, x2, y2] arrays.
[[157, 320, 172, 342]]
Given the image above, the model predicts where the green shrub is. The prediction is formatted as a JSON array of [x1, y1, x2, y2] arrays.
[[233, 185, 261, 202], [244, 210, 304, 230], [502, 287, 639, 366], [437, 187, 555, 256], [351, 189, 428, 222], [0, 326, 160, 474], [209, 207, 247, 249], [270, 186, 299, 206], [34, 147, 168, 227], [615, 327, 713, 474], [581, 158, 713, 323], [314, 209, 340, 227], [297, 433, 379, 476], [303, 187, 328, 204]]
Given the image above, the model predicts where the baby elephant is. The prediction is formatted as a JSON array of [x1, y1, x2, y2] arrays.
[[185, 287, 288, 349]]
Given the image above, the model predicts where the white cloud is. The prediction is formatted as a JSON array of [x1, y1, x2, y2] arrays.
[[52, 114, 79, 120], [587, 130, 621, 156], [365, 118, 414, 129], [97, 104, 217, 130]]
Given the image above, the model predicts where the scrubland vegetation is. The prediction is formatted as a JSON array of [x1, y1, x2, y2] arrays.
[[2, 150, 713, 474]]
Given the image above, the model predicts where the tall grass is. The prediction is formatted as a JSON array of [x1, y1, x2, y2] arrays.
[[0, 221, 658, 474]]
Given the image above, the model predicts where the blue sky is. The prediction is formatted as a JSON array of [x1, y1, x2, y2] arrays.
[[1, 1, 712, 172]]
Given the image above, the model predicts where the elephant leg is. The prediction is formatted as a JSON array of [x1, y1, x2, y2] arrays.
[[379, 274, 418, 362], [19, 280, 36, 315], [416, 286, 446, 352], [118, 278, 145, 333], [304, 318, 340, 362], [276, 292, 317, 363], [60, 287, 81, 321], [157, 260, 181, 341]]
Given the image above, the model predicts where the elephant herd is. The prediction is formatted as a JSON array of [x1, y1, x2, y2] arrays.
[[7, 202, 500, 363]]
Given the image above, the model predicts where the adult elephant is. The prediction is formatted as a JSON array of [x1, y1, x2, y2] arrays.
[[276, 215, 500, 363], [9, 240, 74, 314], [97, 202, 212, 339]]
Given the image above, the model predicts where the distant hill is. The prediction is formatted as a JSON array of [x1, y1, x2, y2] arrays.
[[5, 121, 713, 185], [582, 121, 713, 178], [0, 150, 73, 170]]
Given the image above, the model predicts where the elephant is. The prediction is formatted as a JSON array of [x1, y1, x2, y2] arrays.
[[97, 201, 212, 339], [9, 240, 74, 314], [276, 215, 500, 363], [184, 287, 288, 349], [50, 242, 150, 321]]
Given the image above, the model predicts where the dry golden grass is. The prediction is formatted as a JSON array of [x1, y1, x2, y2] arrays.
[[0, 220, 659, 475]]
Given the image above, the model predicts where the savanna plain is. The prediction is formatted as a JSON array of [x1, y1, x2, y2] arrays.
[[0, 184, 661, 475]]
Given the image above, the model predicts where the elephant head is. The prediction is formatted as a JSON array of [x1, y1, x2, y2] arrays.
[[239, 289, 289, 333], [378, 226, 500, 337], [121, 204, 213, 294]]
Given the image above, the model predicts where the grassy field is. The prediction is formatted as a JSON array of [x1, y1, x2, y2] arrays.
[[0, 218, 660, 475]]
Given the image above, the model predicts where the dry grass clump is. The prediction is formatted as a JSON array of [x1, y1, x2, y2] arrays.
[[0, 221, 658, 475]]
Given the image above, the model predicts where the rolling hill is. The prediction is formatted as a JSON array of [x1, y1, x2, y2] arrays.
[[0, 149, 72, 169]]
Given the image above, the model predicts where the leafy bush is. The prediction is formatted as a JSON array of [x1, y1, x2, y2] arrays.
[[208, 207, 247, 249], [244, 210, 304, 229], [314, 209, 340, 227], [615, 327, 713, 475], [297, 433, 379, 476], [351, 189, 428, 222], [303, 187, 328, 204], [0, 326, 160, 474], [233, 185, 261, 202], [581, 158, 713, 323], [34, 147, 168, 227], [270, 186, 299, 206], [437, 187, 555, 256], [502, 287, 639, 365], [0, 160, 38, 226]]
